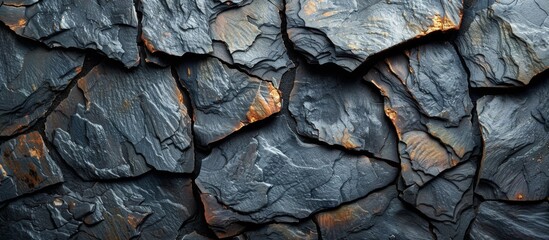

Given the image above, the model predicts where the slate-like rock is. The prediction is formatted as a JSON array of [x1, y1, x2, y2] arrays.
[[0, 132, 63, 204], [469, 201, 549, 240], [239, 220, 318, 240], [476, 78, 549, 201], [286, 0, 463, 71], [177, 57, 281, 146], [456, 0, 549, 87], [289, 62, 398, 161], [196, 116, 397, 238], [45, 62, 194, 180], [141, 0, 293, 84], [0, 0, 139, 68], [0, 173, 196, 240], [0, 26, 84, 136], [315, 186, 432, 240]]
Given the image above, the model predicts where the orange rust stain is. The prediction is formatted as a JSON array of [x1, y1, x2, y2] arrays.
[[322, 10, 337, 17], [451, 158, 459, 167], [187, 67, 192, 77], [141, 35, 156, 53], [8, 18, 27, 31], [303, 1, 318, 15], [74, 66, 83, 75], [341, 128, 359, 149], [516, 193, 524, 200], [126, 214, 143, 229], [0, 163, 7, 177], [245, 83, 282, 123], [316, 205, 356, 230], [121, 99, 132, 111], [419, 14, 457, 37]]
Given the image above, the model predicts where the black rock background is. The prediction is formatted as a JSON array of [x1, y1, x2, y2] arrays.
[[0, 0, 548, 239]]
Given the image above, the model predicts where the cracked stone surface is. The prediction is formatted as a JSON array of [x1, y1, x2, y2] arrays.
[[285, 0, 463, 71], [238, 220, 318, 240], [45, 62, 194, 180], [141, 0, 293, 84], [0, 132, 63, 204], [315, 186, 432, 240], [476, 77, 549, 201], [196, 116, 397, 238], [0, 25, 85, 136], [289, 62, 398, 161], [0, 173, 196, 240], [469, 201, 549, 240], [177, 57, 281, 146], [456, 0, 549, 87], [0, 0, 139, 68]]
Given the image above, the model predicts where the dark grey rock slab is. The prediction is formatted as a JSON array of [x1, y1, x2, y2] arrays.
[[45, 62, 194, 180], [469, 201, 549, 240], [286, 0, 463, 71], [238, 220, 318, 240], [289, 62, 398, 161], [0, 26, 84, 136], [456, 0, 549, 87], [196, 116, 397, 238], [141, 0, 293, 84], [476, 77, 549, 201], [177, 57, 281, 146], [0, 0, 139, 68], [0, 173, 196, 240], [315, 186, 433, 240], [0, 132, 63, 204]]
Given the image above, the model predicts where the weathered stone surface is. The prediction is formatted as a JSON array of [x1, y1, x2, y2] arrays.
[[239, 220, 318, 240], [45, 62, 194, 180], [0, 173, 196, 240], [469, 201, 549, 240], [141, 0, 293, 84], [286, 0, 463, 71], [177, 57, 281, 146], [315, 186, 432, 240], [0, 0, 139, 68], [289, 62, 398, 161], [0, 26, 84, 136], [476, 78, 549, 201], [196, 116, 397, 237], [0, 132, 63, 204], [456, 0, 549, 87]]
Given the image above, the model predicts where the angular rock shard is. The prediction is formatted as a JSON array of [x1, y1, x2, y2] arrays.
[[141, 0, 293, 84], [239, 220, 318, 240], [315, 186, 432, 240], [289, 62, 398, 161], [476, 77, 549, 201], [177, 57, 281, 146], [45, 62, 194, 180], [0, 0, 139, 68], [0, 26, 84, 136], [456, 0, 549, 87], [469, 201, 549, 240], [196, 116, 397, 238], [286, 0, 463, 71], [0, 174, 196, 239], [0, 132, 63, 204]]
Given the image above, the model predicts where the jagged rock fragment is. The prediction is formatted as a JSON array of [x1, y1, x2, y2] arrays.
[[289, 62, 398, 161], [141, 0, 293, 84], [456, 0, 549, 87], [0, 0, 139, 68], [239, 220, 318, 240], [196, 116, 397, 238], [0, 132, 63, 204], [45, 62, 194, 180], [476, 77, 549, 201], [0, 26, 84, 136], [469, 201, 549, 240], [0, 173, 196, 239], [177, 57, 281, 146], [286, 0, 463, 71], [315, 186, 432, 240]]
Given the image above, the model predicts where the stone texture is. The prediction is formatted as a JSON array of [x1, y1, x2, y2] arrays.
[[289, 62, 398, 161], [315, 186, 432, 240], [469, 201, 549, 240], [0, 25, 84, 136], [141, 0, 293, 84], [0, 0, 139, 68], [177, 57, 281, 146], [456, 0, 549, 87], [0, 132, 63, 204], [196, 116, 397, 238], [476, 77, 549, 201], [238, 220, 318, 240], [45, 62, 194, 180], [0, 173, 196, 240], [286, 0, 463, 71]]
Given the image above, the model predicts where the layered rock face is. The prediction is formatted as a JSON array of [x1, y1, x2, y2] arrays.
[[0, 0, 547, 239]]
